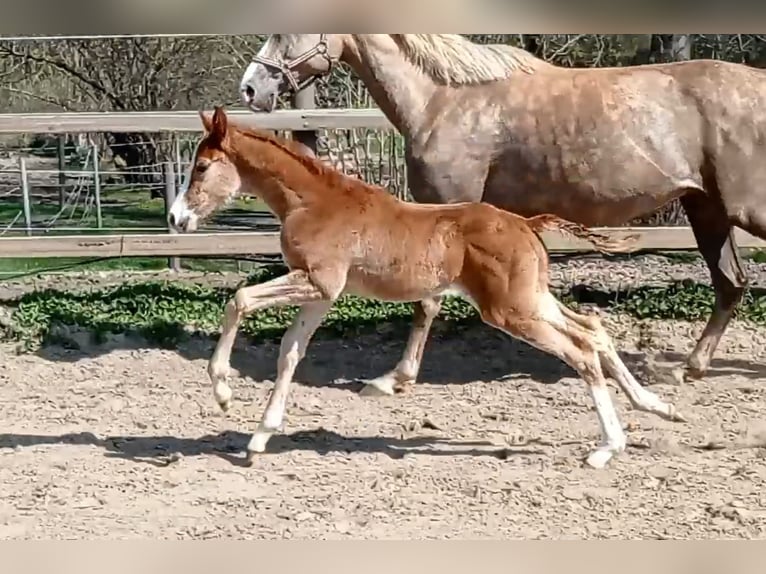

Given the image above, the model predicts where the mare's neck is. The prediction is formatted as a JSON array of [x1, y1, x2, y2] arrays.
[[345, 35, 438, 136]]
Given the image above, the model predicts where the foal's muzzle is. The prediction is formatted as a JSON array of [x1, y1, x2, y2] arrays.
[[167, 207, 198, 233]]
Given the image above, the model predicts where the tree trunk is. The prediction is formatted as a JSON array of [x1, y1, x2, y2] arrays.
[[671, 34, 692, 61]]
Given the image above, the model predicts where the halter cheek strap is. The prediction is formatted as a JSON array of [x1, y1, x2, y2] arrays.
[[251, 34, 335, 93]]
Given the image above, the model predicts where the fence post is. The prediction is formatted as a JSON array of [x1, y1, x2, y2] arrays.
[[57, 135, 66, 210], [174, 136, 183, 191], [92, 142, 103, 229], [291, 85, 318, 157], [19, 157, 32, 237], [163, 161, 181, 272]]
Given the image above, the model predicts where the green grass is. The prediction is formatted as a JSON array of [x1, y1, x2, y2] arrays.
[[4, 264, 766, 352]]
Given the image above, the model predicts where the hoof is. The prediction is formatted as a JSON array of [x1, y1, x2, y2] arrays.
[[667, 405, 688, 424], [682, 366, 705, 382], [585, 449, 616, 470], [244, 450, 257, 467], [358, 379, 396, 397], [247, 428, 272, 456], [671, 364, 705, 384], [213, 381, 233, 412], [393, 380, 415, 395]]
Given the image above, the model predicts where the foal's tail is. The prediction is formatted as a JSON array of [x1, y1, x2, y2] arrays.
[[526, 214, 640, 254]]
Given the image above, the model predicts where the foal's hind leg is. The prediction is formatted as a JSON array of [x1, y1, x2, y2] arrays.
[[556, 302, 685, 422], [482, 298, 627, 468], [359, 297, 442, 397], [671, 194, 748, 382]]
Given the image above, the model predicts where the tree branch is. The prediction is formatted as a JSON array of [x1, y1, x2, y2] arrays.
[[0, 85, 72, 110], [0, 43, 127, 110]]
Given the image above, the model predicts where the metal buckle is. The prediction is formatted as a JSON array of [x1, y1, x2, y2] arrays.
[[252, 34, 334, 94]]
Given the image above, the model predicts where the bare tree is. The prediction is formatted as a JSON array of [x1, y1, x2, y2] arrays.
[[0, 35, 262, 193]]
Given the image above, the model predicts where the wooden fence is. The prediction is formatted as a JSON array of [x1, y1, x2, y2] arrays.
[[0, 108, 763, 259], [0, 109, 392, 134]]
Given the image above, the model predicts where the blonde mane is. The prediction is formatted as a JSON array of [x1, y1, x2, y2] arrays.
[[390, 34, 545, 86]]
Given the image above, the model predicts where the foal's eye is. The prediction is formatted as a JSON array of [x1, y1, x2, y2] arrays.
[[195, 163, 209, 174]]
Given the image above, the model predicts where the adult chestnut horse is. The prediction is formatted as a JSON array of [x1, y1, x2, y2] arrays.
[[167, 107, 683, 468], [239, 34, 766, 385]]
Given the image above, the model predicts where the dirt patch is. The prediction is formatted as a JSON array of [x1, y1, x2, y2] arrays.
[[1, 311, 766, 539]]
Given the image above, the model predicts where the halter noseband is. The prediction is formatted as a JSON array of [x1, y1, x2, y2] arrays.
[[251, 34, 335, 93]]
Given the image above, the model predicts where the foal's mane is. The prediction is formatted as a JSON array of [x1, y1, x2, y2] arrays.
[[232, 123, 373, 191], [390, 34, 546, 85]]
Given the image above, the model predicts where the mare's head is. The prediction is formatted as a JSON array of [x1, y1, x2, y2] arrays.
[[168, 107, 242, 233], [240, 34, 346, 112]]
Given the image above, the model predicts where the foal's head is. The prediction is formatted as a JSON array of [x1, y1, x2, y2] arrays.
[[168, 107, 243, 233]]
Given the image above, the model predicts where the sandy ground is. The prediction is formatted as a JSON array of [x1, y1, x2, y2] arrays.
[[1, 310, 766, 539], [2, 256, 766, 540]]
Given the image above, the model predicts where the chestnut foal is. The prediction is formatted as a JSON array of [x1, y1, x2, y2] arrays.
[[169, 107, 685, 468]]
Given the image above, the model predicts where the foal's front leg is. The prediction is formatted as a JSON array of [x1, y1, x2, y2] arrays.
[[207, 270, 328, 411], [359, 296, 442, 397], [247, 301, 332, 460]]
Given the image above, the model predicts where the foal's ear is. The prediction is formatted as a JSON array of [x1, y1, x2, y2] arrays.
[[211, 106, 228, 142], [198, 106, 228, 145], [199, 110, 213, 133]]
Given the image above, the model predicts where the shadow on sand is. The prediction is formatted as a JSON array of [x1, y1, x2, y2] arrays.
[[32, 319, 588, 389], [0, 428, 549, 468]]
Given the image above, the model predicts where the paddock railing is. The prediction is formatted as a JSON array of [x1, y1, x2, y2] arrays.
[[0, 108, 763, 260]]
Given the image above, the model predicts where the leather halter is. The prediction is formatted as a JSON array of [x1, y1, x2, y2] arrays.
[[251, 34, 335, 93]]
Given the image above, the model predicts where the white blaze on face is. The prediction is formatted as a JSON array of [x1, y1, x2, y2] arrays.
[[240, 36, 275, 103], [168, 139, 202, 233]]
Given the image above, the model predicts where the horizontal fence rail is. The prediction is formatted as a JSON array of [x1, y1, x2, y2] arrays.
[[0, 109, 762, 262], [0, 109, 393, 134], [0, 228, 764, 259]]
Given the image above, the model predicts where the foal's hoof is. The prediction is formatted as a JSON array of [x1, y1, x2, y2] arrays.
[[667, 405, 688, 424], [585, 449, 616, 470], [213, 382, 233, 413], [244, 450, 257, 467], [585, 441, 626, 469], [358, 379, 396, 397], [393, 380, 414, 395]]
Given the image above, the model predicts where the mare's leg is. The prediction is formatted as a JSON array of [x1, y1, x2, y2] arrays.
[[207, 270, 329, 411], [247, 301, 332, 460], [674, 193, 747, 381], [359, 296, 442, 397]]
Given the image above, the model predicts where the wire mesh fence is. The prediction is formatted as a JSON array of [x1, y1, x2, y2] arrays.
[[0, 125, 410, 239]]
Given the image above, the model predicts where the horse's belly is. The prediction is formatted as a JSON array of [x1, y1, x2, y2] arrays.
[[482, 157, 698, 226], [343, 267, 449, 302]]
